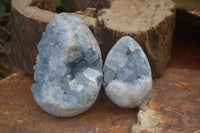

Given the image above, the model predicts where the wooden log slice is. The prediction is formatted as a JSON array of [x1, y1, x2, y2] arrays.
[[10, 0, 176, 78], [95, 0, 176, 78]]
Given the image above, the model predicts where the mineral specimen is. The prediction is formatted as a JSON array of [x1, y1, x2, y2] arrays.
[[31, 13, 103, 117], [103, 36, 152, 108]]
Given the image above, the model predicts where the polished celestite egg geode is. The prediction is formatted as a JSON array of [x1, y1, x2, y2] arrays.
[[103, 36, 152, 108], [31, 13, 103, 117]]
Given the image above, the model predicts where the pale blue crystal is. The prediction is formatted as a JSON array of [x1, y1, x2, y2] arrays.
[[103, 36, 152, 108], [31, 13, 103, 117]]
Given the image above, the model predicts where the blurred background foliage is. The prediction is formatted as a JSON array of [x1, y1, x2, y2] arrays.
[[0, 0, 18, 79], [172, 0, 200, 11], [0, 0, 11, 15], [55, 0, 74, 13]]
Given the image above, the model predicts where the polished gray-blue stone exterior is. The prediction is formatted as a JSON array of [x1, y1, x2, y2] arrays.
[[103, 36, 152, 108], [31, 13, 103, 117]]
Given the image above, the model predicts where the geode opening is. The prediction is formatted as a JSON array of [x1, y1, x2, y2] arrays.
[[31, 13, 103, 117]]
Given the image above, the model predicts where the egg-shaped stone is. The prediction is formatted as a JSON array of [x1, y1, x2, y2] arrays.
[[103, 36, 152, 108], [31, 13, 103, 117]]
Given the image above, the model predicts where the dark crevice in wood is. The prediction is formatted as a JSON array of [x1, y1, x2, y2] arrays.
[[30, 0, 111, 18], [68, 0, 111, 12], [174, 18, 200, 40], [176, 8, 200, 27], [30, 0, 56, 12]]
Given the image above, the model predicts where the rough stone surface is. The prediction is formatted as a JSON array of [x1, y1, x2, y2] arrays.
[[103, 36, 152, 108], [31, 13, 103, 117]]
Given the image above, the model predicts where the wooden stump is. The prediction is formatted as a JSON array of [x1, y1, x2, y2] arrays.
[[10, 0, 176, 78], [95, 0, 176, 78]]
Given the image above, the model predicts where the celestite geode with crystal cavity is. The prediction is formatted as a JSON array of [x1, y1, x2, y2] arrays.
[[103, 36, 152, 108], [31, 13, 103, 117]]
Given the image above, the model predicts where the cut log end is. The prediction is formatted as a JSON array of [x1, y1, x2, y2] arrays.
[[96, 0, 176, 78]]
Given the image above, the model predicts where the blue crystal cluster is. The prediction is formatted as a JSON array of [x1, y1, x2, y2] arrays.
[[31, 13, 103, 117], [103, 36, 152, 108]]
